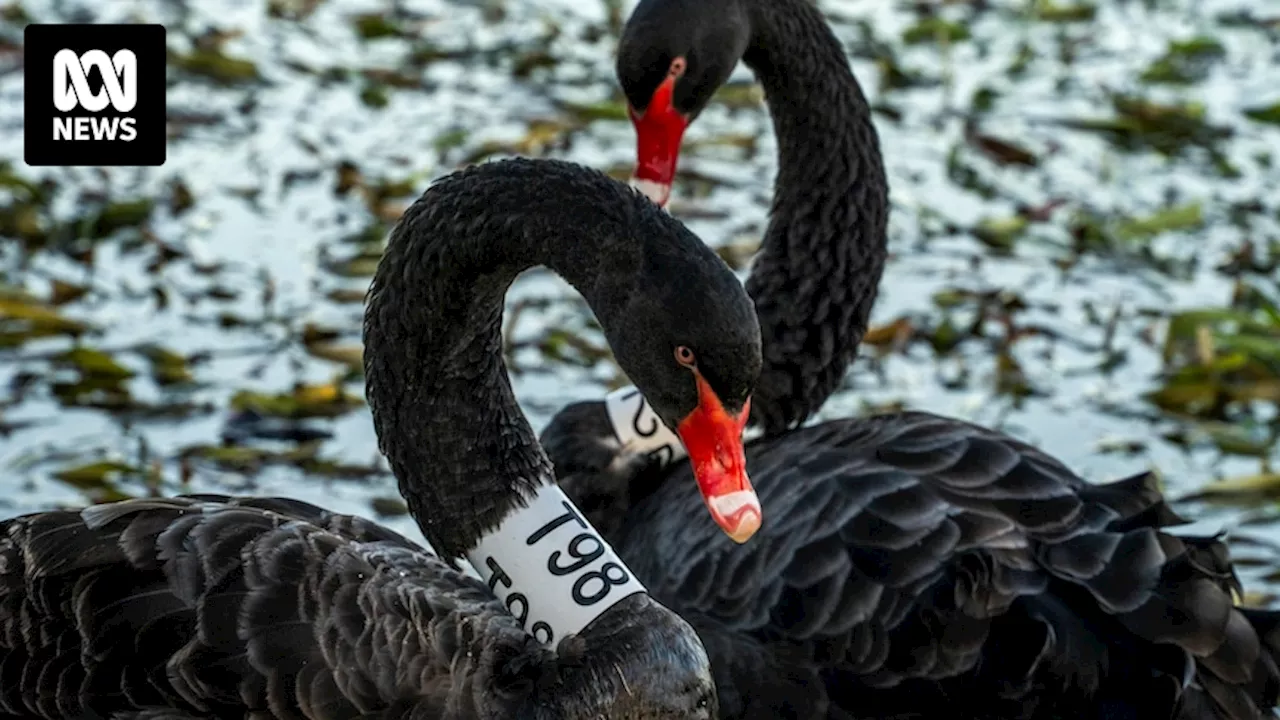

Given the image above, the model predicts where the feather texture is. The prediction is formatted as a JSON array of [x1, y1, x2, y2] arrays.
[[0, 495, 560, 719], [0, 494, 721, 720], [0, 158, 755, 719], [547, 411, 1280, 719], [600, 0, 1280, 716]]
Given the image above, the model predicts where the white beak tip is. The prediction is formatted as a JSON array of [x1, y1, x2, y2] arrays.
[[708, 489, 762, 544]]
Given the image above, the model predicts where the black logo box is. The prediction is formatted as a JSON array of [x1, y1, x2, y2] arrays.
[[24, 24, 167, 167]]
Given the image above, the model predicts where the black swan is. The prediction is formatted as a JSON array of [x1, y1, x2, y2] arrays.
[[538, 0, 1280, 717], [0, 158, 767, 719]]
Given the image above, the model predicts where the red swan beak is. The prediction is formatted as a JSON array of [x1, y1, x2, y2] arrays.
[[676, 374, 760, 543], [629, 72, 688, 208]]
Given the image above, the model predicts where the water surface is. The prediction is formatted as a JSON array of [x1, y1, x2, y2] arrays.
[[1, 0, 1278, 597]]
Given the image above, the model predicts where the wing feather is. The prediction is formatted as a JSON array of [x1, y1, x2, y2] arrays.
[[548, 408, 1280, 719], [0, 494, 546, 719]]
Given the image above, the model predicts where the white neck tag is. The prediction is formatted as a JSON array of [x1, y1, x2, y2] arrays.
[[467, 483, 648, 646], [604, 385, 688, 469]]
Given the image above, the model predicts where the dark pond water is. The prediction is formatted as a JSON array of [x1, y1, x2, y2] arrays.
[[1, 0, 1278, 599]]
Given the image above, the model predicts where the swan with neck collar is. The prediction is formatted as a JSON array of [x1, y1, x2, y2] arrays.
[[620, 0, 888, 434], [0, 158, 764, 719], [541, 1, 1280, 718]]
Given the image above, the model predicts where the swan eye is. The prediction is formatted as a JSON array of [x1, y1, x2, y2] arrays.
[[674, 345, 696, 367], [668, 56, 686, 79]]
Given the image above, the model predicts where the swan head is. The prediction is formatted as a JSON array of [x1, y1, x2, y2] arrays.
[[599, 218, 762, 542], [617, 0, 751, 206]]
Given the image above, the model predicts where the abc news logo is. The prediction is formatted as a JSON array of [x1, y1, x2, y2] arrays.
[[25, 24, 166, 167], [53, 49, 140, 142]]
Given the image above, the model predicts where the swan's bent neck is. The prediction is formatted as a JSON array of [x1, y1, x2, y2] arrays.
[[365, 161, 635, 563], [737, 0, 890, 435]]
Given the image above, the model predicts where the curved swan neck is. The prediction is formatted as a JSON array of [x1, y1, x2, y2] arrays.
[[739, 0, 890, 435], [363, 161, 643, 560]]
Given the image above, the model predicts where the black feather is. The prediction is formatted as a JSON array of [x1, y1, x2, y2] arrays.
[[551, 410, 1280, 719]]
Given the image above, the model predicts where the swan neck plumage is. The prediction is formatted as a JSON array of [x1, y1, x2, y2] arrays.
[[363, 162, 638, 560], [739, 0, 891, 434]]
